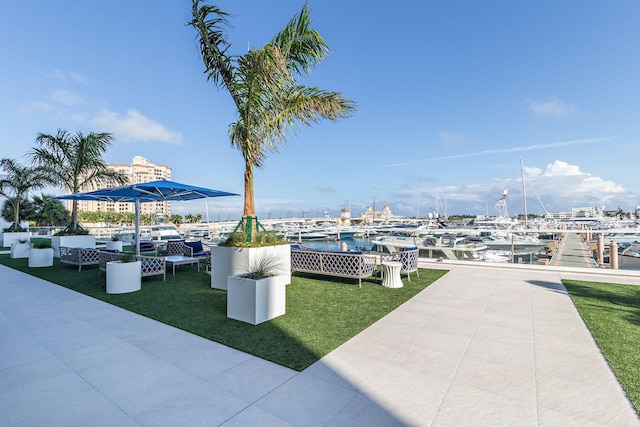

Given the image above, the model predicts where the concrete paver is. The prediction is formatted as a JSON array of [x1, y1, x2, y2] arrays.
[[1, 261, 639, 426]]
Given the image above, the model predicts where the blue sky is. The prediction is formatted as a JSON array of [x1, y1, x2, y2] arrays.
[[1, 1, 639, 220]]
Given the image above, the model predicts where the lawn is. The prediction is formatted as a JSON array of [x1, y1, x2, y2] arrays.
[[563, 279, 640, 413], [0, 254, 447, 371]]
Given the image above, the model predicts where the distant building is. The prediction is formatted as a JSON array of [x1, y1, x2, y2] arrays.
[[545, 206, 602, 221], [359, 204, 393, 223], [66, 156, 172, 218]]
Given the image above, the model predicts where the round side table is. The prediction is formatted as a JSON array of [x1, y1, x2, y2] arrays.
[[381, 261, 403, 288]]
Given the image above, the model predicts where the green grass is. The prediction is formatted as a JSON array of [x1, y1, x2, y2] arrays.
[[563, 279, 640, 413], [0, 254, 446, 371]]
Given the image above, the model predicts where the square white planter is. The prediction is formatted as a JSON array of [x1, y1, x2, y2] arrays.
[[105, 241, 124, 251], [106, 261, 142, 294], [11, 242, 31, 259], [51, 235, 96, 258], [227, 275, 286, 325], [3, 232, 31, 248], [211, 244, 291, 290], [28, 248, 54, 268]]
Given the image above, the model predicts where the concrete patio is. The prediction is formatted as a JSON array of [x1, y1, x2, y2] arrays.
[[1, 260, 639, 426]]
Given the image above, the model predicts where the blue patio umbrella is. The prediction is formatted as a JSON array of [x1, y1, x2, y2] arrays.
[[57, 180, 239, 254]]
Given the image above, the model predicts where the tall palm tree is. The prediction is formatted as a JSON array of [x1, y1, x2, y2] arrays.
[[0, 158, 54, 231], [28, 129, 128, 234], [189, 1, 356, 242]]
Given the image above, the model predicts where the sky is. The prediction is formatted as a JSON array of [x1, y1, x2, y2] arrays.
[[1, 1, 639, 221]]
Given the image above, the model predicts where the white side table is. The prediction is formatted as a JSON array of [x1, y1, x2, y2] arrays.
[[165, 255, 199, 275], [381, 261, 403, 288]]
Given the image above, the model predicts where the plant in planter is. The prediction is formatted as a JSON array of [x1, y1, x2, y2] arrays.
[[189, 1, 355, 244], [106, 234, 124, 251], [211, 231, 291, 290], [28, 240, 53, 267], [10, 238, 31, 259], [106, 252, 141, 294], [227, 253, 288, 325]]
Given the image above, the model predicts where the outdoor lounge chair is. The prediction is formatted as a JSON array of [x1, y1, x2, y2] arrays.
[[162, 240, 186, 256], [380, 247, 419, 281]]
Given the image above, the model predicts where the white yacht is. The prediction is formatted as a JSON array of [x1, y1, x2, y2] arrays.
[[369, 227, 488, 261]]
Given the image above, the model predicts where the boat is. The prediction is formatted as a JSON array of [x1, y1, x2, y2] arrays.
[[368, 227, 488, 261], [481, 232, 547, 254], [141, 224, 183, 242], [618, 242, 640, 270]]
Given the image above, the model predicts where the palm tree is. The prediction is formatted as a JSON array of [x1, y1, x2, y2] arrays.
[[28, 129, 128, 234], [24, 194, 70, 226], [189, 1, 355, 242], [0, 158, 54, 231]]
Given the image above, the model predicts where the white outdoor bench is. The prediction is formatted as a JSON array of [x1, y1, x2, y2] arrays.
[[290, 245, 378, 287]]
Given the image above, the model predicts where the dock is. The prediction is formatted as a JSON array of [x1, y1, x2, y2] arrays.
[[550, 232, 598, 268]]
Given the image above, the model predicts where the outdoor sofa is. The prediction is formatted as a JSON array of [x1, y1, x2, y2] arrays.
[[59, 246, 100, 271], [290, 244, 378, 287]]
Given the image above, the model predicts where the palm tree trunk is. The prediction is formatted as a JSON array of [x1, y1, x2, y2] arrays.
[[242, 162, 258, 242], [243, 162, 255, 217]]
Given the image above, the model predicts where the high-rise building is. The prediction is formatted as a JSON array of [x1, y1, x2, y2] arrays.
[[67, 156, 172, 219]]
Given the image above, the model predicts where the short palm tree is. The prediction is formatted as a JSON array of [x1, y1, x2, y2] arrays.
[[189, 1, 356, 242], [25, 194, 70, 227], [0, 158, 54, 232], [28, 129, 128, 234]]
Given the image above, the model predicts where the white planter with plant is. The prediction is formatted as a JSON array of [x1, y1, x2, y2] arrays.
[[3, 231, 31, 248], [28, 243, 53, 267], [11, 240, 31, 259], [226, 253, 287, 325], [211, 243, 291, 290], [106, 257, 141, 294], [51, 235, 96, 258], [105, 235, 123, 252]]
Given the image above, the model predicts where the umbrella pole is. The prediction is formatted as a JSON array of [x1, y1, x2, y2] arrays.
[[135, 199, 140, 255]]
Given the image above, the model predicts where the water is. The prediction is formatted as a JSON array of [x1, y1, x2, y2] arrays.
[[291, 237, 374, 252]]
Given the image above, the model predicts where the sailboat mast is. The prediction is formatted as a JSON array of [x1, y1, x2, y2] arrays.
[[520, 157, 528, 227]]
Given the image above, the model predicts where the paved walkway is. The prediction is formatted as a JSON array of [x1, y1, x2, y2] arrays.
[[550, 233, 598, 268], [1, 261, 640, 426]]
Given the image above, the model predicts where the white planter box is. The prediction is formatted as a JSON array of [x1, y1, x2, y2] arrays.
[[51, 235, 96, 258], [106, 260, 142, 294], [3, 232, 31, 247], [105, 241, 123, 251], [211, 244, 291, 290], [227, 274, 286, 325], [28, 248, 54, 268], [11, 242, 31, 259]]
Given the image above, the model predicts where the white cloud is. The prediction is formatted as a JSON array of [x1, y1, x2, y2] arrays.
[[402, 160, 631, 216], [386, 137, 613, 167], [90, 108, 183, 145], [50, 89, 83, 106], [543, 160, 582, 176], [39, 68, 89, 85], [523, 165, 542, 178], [526, 96, 576, 117], [438, 130, 464, 143]]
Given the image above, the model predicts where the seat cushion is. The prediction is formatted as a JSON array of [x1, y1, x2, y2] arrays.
[[185, 241, 204, 253]]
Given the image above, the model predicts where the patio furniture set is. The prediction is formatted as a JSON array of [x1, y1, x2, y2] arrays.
[[290, 245, 419, 288], [59, 239, 212, 281], [59, 242, 418, 290]]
